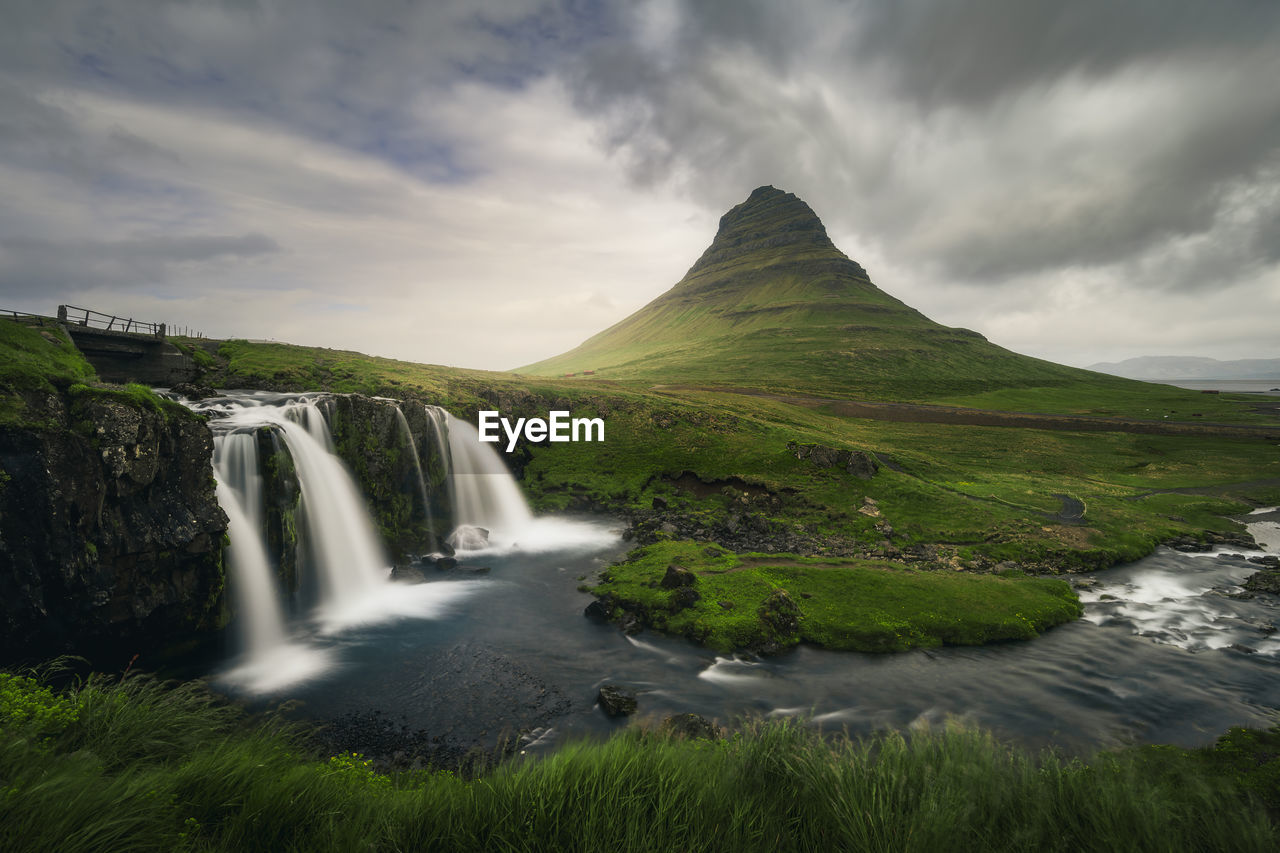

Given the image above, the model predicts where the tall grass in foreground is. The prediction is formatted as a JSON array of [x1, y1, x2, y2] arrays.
[[1, 669, 1274, 852]]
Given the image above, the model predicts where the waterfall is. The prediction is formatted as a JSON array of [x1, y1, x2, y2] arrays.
[[394, 407, 436, 550], [424, 405, 455, 522], [443, 411, 533, 550], [272, 416, 389, 604], [195, 393, 391, 639], [213, 432, 288, 655]]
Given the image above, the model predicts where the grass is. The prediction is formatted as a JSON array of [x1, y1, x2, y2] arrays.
[[933, 381, 1278, 424], [0, 318, 96, 394], [524, 385, 1277, 568], [590, 541, 1082, 652], [1, 318, 193, 428], [1, 668, 1276, 852], [0, 319, 98, 427]]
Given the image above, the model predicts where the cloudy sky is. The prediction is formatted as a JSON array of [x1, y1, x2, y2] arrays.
[[3, 1, 1278, 371]]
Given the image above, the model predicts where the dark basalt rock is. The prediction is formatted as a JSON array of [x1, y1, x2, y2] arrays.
[[327, 394, 451, 560], [670, 586, 702, 612], [661, 564, 697, 589], [434, 556, 458, 571], [757, 589, 801, 636], [786, 441, 880, 479], [169, 382, 218, 400], [583, 598, 614, 623], [0, 391, 228, 664], [660, 713, 720, 740], [597, 684, 638, 717], [1244, 570, 1280, 595]]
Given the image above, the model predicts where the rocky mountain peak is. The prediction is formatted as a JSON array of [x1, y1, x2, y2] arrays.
[[686, 185, 848, 277]]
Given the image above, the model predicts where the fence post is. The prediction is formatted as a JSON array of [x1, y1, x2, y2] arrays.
[[57, 305, 67, 322]]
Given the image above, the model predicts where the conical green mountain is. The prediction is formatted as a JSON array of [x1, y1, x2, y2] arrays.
[[520, 186, 1105, 399]]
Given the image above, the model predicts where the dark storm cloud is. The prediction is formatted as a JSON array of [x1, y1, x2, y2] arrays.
[[568, 0, 1280, 290], [0, 0, 593, 178], [845, 0, 1280, 106], [0, 233, 281, 298]]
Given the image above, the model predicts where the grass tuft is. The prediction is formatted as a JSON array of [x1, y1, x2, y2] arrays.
[[0, 669, 1275, 851]]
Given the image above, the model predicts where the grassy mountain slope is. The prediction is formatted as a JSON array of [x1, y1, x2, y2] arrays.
[[519, 186, 1127, 400]]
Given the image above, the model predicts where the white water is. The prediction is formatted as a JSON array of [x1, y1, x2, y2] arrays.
[[1077, 509, 1280, 657], [211, 428, 332, 692], [191, 392, 489, 692], [393, 407, 435, 548], [186, 392, 616, 694], [212, 433, 286, 653], [425, 406, 455, 520], [270, 419, 392, 630], [444, 412, 534, 551]]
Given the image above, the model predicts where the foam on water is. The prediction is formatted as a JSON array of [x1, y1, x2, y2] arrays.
[[697, 655, 770, 686], [1078, 511, 1280, 657]]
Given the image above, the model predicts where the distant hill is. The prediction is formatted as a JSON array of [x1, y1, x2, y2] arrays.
[[1088, 356, 1280, 381], [519, 186, 1128, 400]]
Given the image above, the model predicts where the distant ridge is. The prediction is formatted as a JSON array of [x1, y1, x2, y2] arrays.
[[520, 186, 1127, 399], [1088, 356, 1280, 381]]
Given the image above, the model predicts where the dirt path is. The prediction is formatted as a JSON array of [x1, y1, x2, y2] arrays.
[[651, 385, 1280, 440]]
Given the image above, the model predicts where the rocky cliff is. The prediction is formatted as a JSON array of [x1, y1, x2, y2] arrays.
[[0, 389, 229, 664]]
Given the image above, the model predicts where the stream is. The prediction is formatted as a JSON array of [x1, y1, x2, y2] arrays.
[[217, 511, 1280, 761]]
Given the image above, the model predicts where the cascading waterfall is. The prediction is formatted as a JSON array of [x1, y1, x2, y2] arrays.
[[394, 407, 436, 550], [270, 409, 389, 606], [424, 405, 455, 522], [212, 432, 288, 655], [184, 390, 576, 691], [188, 392, 398, 687], [443, 411, 534, 550]]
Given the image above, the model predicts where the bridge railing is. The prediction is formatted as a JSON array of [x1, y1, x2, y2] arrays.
[[58, 305, 164, 338], [1, 308, 54, 322]]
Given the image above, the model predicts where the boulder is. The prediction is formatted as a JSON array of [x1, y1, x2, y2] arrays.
[[1243, 570, 1280, 595], [661, 564, 697, 589], [786, 441, 879, 479], [660, 713, 719, 740], [670, 586, 702, 612], [757, 589, 801, 636], [597, 684, 638, 717], [583, 598, 613, 623], [434, 556, 458, 571], [169, 382, 218, 400], [390, 564, 427, 584]]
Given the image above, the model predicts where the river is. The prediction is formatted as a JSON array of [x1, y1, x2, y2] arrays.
[[211, 510, 1280, 762]]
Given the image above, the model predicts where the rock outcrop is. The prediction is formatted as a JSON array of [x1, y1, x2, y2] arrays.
[[327, 394, 450, 558], [787, 441, 880, 479], [0, 391, 229, 664]]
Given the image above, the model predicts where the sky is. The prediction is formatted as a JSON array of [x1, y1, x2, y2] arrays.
[[2, 0, 1278, 372]]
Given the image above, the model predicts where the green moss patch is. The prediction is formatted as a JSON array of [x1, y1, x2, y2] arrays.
[[592, 540, 1083, 653]]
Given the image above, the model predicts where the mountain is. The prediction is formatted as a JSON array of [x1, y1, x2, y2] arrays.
[[519, 186, 1112, 399], [1088, 356, 1280, 381]]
